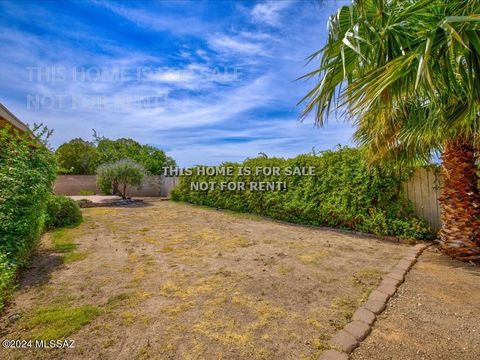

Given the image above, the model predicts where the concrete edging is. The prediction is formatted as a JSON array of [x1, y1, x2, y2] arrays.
[[319, 243, 429, 360]]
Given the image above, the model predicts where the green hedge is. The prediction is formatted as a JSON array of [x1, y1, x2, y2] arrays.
[[0, 128, 56, 309], [171, 147, 433, 241], [45, 195, 82, 230]]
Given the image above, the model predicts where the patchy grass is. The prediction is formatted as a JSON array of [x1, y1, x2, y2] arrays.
[[277, 264, 294, 274], [50, 228, 77, 253], [121, 310, 136, 325], [49, 227, 89, 265], [300, 336, 327, 360], [62, 251, 88, 264], [297, 250, 328, 265], [106, 293, 132, 307], [353, 267, 383, 301], [159, 246, 174, 253], [162, 301, 195, 316], [0, 201, 406, 359], [330, 296, 358, 329], [353, 268, 383, 287], [329, 268, 384, 330], [190, 292, 287, 357], [22, 305, 100, 340]]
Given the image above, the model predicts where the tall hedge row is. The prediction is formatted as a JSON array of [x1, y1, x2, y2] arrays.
[[0, 128, 57, 309], [171, 147, 433, 240]]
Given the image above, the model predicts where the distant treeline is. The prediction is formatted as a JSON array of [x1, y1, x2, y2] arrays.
[[55, 134, 175, 175]]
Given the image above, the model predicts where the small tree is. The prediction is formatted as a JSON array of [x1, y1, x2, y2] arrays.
[[96, 159, 145, 199], [96, 163, 118, 196]]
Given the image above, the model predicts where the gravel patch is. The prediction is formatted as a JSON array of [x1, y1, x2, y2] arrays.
[[351, 248, 480, 360]]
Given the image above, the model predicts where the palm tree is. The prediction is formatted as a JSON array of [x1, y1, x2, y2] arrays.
[[301, 0, 480, 260]]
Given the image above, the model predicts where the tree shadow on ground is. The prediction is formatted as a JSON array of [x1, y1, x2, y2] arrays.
[[17, 249, 65, 289], [0, 250, 64, 336], [426, 247, 480, 274], [111, 200, 154, 208]]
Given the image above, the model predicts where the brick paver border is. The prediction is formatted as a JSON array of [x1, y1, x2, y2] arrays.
[[319, 243, 429, 360]]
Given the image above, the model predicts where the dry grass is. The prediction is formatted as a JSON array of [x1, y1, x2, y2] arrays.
[[0, 200, 406, 360]]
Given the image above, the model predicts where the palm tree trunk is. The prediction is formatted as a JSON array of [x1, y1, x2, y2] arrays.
[[439, 137, 480, 261]]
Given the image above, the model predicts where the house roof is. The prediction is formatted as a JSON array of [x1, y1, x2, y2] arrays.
[[0, 102, 35, 138]]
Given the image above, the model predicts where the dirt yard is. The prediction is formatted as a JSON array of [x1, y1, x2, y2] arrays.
[[351, 247, 480, 360], [0, 200, 407, 360]]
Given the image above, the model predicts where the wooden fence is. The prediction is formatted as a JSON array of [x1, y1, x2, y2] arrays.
[[403, 168, 443, 231], [160, 176, 180, 197]]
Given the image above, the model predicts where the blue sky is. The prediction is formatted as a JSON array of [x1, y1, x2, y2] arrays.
[[0, 0, 352, 166]]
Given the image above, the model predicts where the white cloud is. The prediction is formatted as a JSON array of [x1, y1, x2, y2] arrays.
[[3, 70, 279, 150], [149, 69, 196, 83], [94, 1, 214, 35], [145, 74, 277, 129], [142, 63, 241, 92], [154, 118, 354, 166], [208, 33, 264, 55], [251, 1, 293, 26]]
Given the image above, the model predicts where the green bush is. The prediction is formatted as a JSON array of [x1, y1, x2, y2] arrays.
[[45, 195, 83, 230], [0, 127, 56, 309], [171, 147, 434, 241], [0, 253, 15, 308]]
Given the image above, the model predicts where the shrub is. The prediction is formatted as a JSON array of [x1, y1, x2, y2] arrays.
[[0, 127, 56, 309], [171, 147, 434, 241], [96, 159, 145, 198], [0, 128, 56, 260], [45, 195, 83, 230], [0, 253, 15, 308]]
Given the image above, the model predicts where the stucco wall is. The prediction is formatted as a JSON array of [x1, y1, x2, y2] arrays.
[[54, 175, 179, 197], [54, 175, 100, 196]]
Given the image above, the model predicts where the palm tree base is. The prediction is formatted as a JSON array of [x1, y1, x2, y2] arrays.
[[438, 138, 480, 261]]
